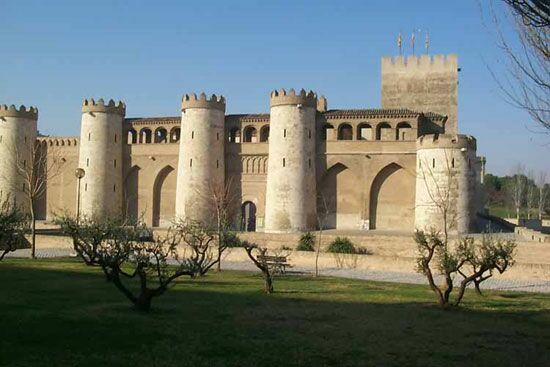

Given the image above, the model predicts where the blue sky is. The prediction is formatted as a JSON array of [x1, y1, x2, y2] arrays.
[[1, 0, 548, 176]]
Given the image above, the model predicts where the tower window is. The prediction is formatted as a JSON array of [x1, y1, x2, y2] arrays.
[[190, 158, 193, 167], [308, 158, 311, 168], [217, 132, 220, 141], [308, 129, 311, 139], [283, 129, 286, 138], [88, 133, 91, 141], [192, 131, 194, 139], [451, 158, 455, 168], [24, 136, 27, 143], [114, 134, 117, 143], [216, 160, 219, 168], [86, 158, 89, 167], [114, 159, 117, 168], [85, 183, 88, 192], [432, 158, 435, 168], [113, 184, 116, 192], [23, 160, 26, 168], [282, 158, 286, 167]]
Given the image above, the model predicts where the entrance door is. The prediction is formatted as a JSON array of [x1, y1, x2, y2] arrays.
[[241, 201, 257, 231]]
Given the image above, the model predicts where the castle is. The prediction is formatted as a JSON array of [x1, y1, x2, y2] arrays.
[[0, 54, 485, 234]]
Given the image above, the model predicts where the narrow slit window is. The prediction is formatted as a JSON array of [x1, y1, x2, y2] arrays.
[[282, 158, 286, 167], [216, 160, 219, 168], [191, 131, 194, 139], [190, 158, 193, 167], [308, 129, 311, 139], [217, 132, 219, 141], [308, 158, 311, 168], [87, 158, 89, 167], [283, 129, 286, 138], [88, 133, 91, 141], [85, 183, 88, 192], [113, 184, 116, 192], [114, 159, 117, 168], [432, 158, 436, 168], [114, 134, 117, 143], [451, 158, 455, 168]]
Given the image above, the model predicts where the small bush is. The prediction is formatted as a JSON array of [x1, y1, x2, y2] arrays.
[[297, 232, 315, 251], [327, 237, 356, 254]]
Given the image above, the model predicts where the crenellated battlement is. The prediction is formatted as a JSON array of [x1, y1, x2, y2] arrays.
[[417, 133, 476, 151], [181, 93, 226, 112], [381, 54, 458, 73], [82, 98, 126, 116], [270, 88, 317, 108], [0, 104, 38, 120]]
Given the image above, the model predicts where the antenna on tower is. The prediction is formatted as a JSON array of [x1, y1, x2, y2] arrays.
[[425, 31, 430, 54], [398, 31, 402, 56]]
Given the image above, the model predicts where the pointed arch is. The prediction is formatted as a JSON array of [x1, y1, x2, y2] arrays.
[[318, 162, 361, 229], [152, 165, 176, 227], [369, 163, 414, 230]]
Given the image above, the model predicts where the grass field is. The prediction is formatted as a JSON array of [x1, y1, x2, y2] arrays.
[[0, 259, 549, 367]]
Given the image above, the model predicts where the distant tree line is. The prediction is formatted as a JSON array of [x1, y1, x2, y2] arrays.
[[484, 166, 549, 220]]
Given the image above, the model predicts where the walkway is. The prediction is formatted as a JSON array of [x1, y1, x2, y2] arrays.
[[7, 248, 550, 294]]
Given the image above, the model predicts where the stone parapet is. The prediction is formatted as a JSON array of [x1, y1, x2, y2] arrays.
[[270, 88, 317, 108], [381, 54, 458, 73], [0, 104, 38, 120], [417, 133, 476, 151], [181, 93, 225, 112], [82, 98, 126, 116]]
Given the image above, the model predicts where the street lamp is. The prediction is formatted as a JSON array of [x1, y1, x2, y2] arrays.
[[75, 168, 85, 223]]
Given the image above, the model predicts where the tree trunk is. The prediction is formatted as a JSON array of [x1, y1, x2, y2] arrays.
[[30, 204, 36, 259], [134, 292, 153, 312], [474, 279, 483, 296], [263, 273, 273, 294], [315, 229, 322, 277]]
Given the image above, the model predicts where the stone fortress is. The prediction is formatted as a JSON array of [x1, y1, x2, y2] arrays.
[[0, 54, 486, 234]]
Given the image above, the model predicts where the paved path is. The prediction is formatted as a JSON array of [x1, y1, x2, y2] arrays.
[[7, 248, 550, 294]]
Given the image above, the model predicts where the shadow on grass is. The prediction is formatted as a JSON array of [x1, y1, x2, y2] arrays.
[[0, 259, 549, 367]]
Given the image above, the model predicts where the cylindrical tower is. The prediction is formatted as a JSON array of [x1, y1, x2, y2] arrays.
[[78, 98, 125, 219], [175, 93, 225, 225], [0, 104, 38, 211], [264, 89, 317, 233], [415, 134, 477, 235]]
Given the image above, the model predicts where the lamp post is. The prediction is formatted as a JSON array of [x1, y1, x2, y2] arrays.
[[75, 168, 85, 223]]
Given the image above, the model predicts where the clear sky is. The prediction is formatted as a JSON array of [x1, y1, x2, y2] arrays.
[[1, 0, 548, 176]]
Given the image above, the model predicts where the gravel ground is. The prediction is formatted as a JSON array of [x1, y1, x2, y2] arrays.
[[6, 248, 550, 293]]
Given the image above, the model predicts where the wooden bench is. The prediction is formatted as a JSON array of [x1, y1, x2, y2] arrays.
[[257, 255, 292, 275]]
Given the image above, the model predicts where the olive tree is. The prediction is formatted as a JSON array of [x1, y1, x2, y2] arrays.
[[0, 197, 29, 261], [58, 216, 195, 312]]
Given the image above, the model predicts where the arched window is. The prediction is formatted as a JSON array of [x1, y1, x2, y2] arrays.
[[139, 128, 152, 144], [229, 127, 241, 143], [154, 127, 168, 143], [321, 124, 334, 141], [127, 129, 137, 144], [376, 122, 392, 141], [259, 125, 270, 142], [243, 126, 257, 143], [396, 122, 412, 141], [357, 123, 372, 140], [169, 127, 181, 143], [337, 123, 353, 140]]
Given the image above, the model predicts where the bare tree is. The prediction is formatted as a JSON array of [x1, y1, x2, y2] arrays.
[[537, 171, 548, 219], [417, 149, 459, 243], [4, 140, 64, 258], [209, 177, 239, 271], [526, 169, 536, 219], [510, 163, 526, 221], [314, 194, 329, 277], [487, 0, 549, 130]]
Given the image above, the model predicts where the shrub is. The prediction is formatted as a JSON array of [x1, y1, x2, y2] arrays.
[[0, 199, 29, 261], [327, 237, 356, 254], [297, 232, 315, 251]]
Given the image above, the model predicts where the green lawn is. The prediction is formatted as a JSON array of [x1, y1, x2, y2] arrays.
[[0, 259, 549, 367]]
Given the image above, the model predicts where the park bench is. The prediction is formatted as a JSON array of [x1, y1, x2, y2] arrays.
[[257, 254, 292, 275]]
